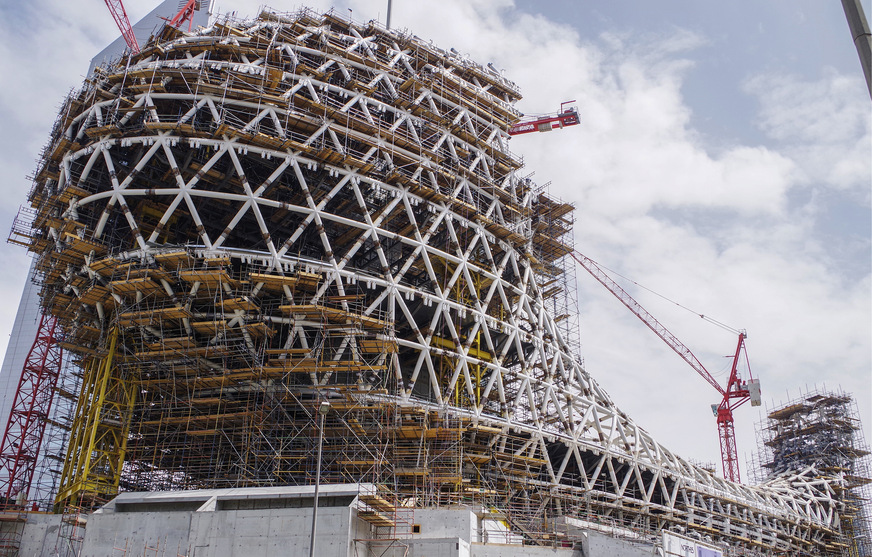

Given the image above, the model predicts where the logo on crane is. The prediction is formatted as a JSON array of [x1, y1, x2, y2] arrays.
[[509, 101, 580, 136]]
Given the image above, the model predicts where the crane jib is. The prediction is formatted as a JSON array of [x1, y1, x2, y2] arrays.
[[508, 107, 580, 135]]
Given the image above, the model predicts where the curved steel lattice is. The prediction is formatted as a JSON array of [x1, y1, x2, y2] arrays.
[[21, 9, 847, 554]]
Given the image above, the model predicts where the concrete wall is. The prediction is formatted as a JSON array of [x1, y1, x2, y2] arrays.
[[407, 538, 470, 557], [17, 512, 63, 556], [472, 542, 580, 557], [412, 508, 478, 541], [80, 510, 193, 556], [367, 508, 581, 557], [13, 490, 656, 557], [81, 506, 355, 557], [372, 538, 473, 557], [583, 530, 656, 557]]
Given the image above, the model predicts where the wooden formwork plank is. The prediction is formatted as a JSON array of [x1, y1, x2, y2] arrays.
[[110, 276, 166, 298], [244, 322, 275, 338], [154, 250, 194, 268], [357, 510, 395, 527], [221, 297, 259, 312], [249, 272, 299, 292], [191, 320, 227, 334], [359, 494, 396, 513], [180, 268, 235, 288]]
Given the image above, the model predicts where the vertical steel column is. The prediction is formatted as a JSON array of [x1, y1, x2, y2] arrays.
[[309, 401, 330, 557]]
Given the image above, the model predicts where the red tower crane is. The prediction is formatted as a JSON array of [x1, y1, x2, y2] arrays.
[[509, 101, 580, 135], [103, 0, 140, 54], [104, 0, 203, 55], [164, 0, 200, 31], [570, 251, 761, 483], [0, 313, 64, 508]]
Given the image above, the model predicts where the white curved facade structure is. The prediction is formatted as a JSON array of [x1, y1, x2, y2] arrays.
[[22, 9, 845, 554]]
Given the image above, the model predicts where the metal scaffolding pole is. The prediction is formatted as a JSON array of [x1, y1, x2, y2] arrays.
[[308, 401, 330, 557]]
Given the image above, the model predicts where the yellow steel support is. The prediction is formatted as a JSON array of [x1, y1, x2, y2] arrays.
[[55, 328, 136, 508], [439, 264, 491, 409], [472, 271, 483, 407], [842, 512, 860, 557], [430, 335, 493, 362]]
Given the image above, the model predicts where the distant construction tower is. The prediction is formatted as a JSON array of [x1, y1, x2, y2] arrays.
[[755, 388, 872, 556], [0, 8, 862, 555]]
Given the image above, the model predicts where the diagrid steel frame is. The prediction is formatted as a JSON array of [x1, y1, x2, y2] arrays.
[[14, 9, 851, 555]]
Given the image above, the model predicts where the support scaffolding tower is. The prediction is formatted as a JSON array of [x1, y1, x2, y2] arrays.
[[754, 387, 872, 557]]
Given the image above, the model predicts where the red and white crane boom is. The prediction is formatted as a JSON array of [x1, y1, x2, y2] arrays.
[[165, 0, 200, 31], [571, 251, 723, 394], [103, 0, 140, 54], [570, 251, 761, 482], [104, 0, 202, 55]]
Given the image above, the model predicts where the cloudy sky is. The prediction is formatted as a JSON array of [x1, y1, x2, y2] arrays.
[[0, 0, 869, 481]]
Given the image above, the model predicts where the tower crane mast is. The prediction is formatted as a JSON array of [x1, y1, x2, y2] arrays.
[[570, 251, 761, 482], [0, 311, 63, 509]]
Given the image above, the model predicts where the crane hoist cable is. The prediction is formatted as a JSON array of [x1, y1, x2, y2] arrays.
[[590, 257, 743, 336]]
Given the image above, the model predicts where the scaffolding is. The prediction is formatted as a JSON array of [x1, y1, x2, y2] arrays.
[[754, 387, 872, 556], [4, 7, 856, 556]]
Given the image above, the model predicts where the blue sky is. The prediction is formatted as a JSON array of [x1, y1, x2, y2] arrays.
[[0, 0, 868, 482], [518, 1, 863, 141]]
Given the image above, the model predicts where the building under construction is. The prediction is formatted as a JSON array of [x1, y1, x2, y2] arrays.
[[0, 7, 865, 556]]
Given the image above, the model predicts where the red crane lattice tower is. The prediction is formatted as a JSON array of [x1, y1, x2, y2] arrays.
[[0, 313, 63, 508], [104, 0, 203, 55]]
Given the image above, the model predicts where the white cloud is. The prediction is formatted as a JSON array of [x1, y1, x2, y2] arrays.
[[744, 69, 872, 190]]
